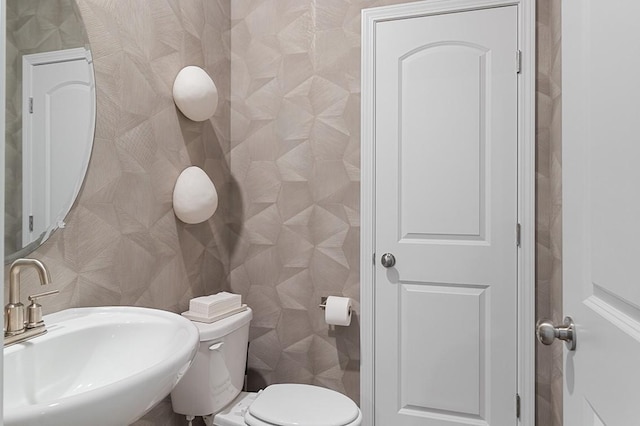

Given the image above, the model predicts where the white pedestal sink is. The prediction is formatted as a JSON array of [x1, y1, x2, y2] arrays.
[[4, 306, 199, 426]]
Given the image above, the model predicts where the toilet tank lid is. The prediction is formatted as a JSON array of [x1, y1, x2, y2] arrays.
[[246, 384, 360, 426], [191, 308, 252, 341]]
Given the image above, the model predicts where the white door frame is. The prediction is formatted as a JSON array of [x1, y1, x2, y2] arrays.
[[360, 1, 536, 425]]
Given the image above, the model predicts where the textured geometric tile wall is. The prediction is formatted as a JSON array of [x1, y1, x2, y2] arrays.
[[229, 0, 371, 403], [535, 1, 563, 425], [10, 0, 232, 317], [4, 0, 231, 424]]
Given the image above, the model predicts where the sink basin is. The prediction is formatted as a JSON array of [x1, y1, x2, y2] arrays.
[[4, 306, 199, 426]]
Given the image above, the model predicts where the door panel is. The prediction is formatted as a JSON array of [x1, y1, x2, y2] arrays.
[[374, 6, 518, 426], [399, 43, 487, 239], [563, 1, 640, 424], [401, 284, 486, 416]]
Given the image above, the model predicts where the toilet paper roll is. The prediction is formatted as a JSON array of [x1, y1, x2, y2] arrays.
[[324, 296, 352, 326]]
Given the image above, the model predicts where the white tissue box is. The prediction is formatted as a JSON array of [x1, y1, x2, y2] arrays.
[[189, 292, 242, 317]]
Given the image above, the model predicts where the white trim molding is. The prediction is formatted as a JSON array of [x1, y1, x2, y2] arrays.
[[360, 1, 536, 425]]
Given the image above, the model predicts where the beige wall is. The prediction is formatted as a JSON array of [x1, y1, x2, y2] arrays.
[[6, 1, 232, 422], [535, 0, 563, 425], [10, 0, 232, 314], [6, 0, 562, 424], [229, 0, 372, 401], [13, 0, 232, 315]]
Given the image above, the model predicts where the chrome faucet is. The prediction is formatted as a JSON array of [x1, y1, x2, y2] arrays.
[[4, 258, 57, 346]]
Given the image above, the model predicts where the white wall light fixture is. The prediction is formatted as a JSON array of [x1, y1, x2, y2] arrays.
[[173, 166, 218, 224], [172, 66, 218, 122]]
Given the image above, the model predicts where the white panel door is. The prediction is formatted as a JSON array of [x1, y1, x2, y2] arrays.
[[563, 1, 640, 424], [23, 49, 94, 245], [374, 6, 518, 426]]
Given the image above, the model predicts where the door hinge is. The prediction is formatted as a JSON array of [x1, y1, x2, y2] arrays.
[[28, 97, 33, 114], [516, 393, 521, 419], [516, 223, 521, 247], [516, 50, 522, 74], [372, 252, 376, 265], [29, 215, 34, 232]]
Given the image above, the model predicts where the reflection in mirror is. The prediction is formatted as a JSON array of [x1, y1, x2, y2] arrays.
[[4, 0, 95, 263]]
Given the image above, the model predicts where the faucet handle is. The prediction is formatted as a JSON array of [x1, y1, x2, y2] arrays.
[[26, 290, 59, 329], [28, 290, 59, 301]]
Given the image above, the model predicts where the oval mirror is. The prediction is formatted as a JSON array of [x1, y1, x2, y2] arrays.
[[4, 0, 95, 263]]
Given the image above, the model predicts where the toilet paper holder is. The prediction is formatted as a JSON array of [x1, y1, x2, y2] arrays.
[[318, 297, 352, 315]]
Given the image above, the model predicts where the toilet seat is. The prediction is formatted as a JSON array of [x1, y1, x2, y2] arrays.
[[244, 412, 362, 426], [244, 384, 362, 426]]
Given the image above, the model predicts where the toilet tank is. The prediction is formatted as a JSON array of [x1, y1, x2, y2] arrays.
[[171, 308, 253, 417]]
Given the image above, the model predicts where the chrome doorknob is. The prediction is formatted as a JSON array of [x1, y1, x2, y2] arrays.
[[536, 316, 576, 351], [380, 253, 396, 268]]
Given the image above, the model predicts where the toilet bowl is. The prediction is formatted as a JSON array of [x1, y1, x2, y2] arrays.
[[171, 308, 362, 426]]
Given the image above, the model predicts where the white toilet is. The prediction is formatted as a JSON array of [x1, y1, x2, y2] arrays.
[[171, 307, 362, 426]]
